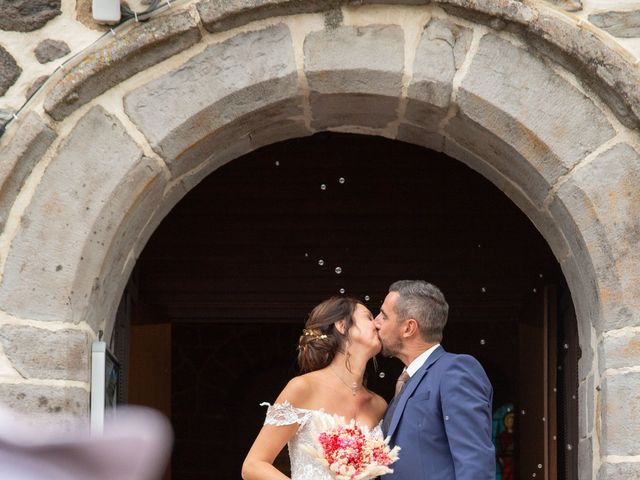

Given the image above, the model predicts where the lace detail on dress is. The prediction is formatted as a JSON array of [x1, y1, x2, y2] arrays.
[[260, 401, 385, 480], [261, 401, 311, 427]]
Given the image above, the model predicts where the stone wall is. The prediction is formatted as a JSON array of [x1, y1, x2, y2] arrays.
[[0, 1, 640, 478], [1, 0, 640, 133]]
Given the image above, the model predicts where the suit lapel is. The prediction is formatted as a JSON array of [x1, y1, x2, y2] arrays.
[[387, 346, 446, 438]]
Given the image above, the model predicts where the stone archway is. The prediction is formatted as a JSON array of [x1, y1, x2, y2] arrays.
[[0, 0, 639, 476]]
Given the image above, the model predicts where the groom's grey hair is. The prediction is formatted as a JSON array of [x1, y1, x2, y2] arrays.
[[389, 280, 449, 342]]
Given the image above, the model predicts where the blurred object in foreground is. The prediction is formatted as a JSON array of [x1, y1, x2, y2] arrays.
[[0, 405, 172, 480]]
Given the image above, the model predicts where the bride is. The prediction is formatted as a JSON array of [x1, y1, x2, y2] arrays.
[[242, 296, 387, 480]]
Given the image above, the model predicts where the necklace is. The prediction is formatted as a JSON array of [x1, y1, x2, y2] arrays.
[[331, 367, 363, 396]]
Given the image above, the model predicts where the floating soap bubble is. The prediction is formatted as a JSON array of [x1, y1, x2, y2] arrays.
[[318, 259, 324, 266], [304, 253, 309, 258], [339, 177, 345, 184], [538, 464, 542, 469], [480, 339, 486, 345], [481, 287, 487, 293], [533, 288, 537, 293], [445, 416, 450, 421], [567, 444, 573, 451], [339, 288, 345, 294], [275, 161, 280, 166], [521, 410, 526, 415], [542, 417, 546, 422], [364, 295, 370, 301], [378, 372, 385, 379], [335, 267, 342, 274], [321, 184, 327, 190], [539, 273, 544, 278], [564, 343, 569, 349]]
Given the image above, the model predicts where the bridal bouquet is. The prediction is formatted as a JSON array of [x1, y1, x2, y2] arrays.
[[301, 414, 400, 480]]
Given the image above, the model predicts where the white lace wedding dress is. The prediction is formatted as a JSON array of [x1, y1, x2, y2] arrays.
[[261, 401, 385, 480]]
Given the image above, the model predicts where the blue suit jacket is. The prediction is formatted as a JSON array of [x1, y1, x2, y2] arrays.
[[383, 346, 495, 480]]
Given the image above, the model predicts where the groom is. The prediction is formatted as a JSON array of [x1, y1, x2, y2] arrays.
[[374, 280, 495, 479]]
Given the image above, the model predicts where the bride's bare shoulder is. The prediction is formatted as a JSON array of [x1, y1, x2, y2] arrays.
[[275, 371, 324, 406]]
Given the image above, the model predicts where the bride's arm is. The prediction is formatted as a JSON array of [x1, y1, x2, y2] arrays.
[[241, 422, 298, 480], [241, 377, 310, 480]]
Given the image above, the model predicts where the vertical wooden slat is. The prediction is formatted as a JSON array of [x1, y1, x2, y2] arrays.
[[547, 286, 558, 480], [129, 323, 172, 480]]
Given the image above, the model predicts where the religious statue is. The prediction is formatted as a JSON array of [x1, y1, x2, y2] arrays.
[[496, 410, 515, 480]]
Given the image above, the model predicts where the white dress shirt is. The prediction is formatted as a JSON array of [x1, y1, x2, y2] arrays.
[[406, 343, 440, 377]]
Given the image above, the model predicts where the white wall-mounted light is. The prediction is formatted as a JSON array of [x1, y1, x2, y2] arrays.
[[92, 0, 121, 23]]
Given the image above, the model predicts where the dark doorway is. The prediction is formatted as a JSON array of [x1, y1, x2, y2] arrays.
[[122, 133, 578, 480]]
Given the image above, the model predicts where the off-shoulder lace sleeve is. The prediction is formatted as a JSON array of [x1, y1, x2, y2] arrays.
[[261, 400, 310, 426]]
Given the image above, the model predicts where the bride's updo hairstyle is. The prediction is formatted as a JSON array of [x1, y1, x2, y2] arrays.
[[297, 296, 360, 373]]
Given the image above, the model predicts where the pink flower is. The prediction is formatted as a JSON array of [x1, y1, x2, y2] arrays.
[[302, 416, 400, 480]]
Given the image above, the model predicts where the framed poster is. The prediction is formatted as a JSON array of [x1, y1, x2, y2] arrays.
[[90, 341, 120, 434]]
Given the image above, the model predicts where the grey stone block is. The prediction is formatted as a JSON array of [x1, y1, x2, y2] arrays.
[[0, 112, 57, 232], [397, 123, 444, 152], [310, 93, 399, 130], [75, 155, 167, 334], [34, 39, 71, 64], [0, 45, 22, 96], [455, 34, 615, 198], [125, 24, 303, 176], [587, 373, 594, 434], [44, 10, 201, 121], [0, 325, 90, 381], [431, 0, 640, 129], [552, 143, 640, 333], [197, 0, 331, 33], [0, 384, 88, 426], [550, 203, 601, 333], [405, 18, 471, 130], [528, 7, 640, 129], [0, 0, 61, 32], [0, 106, 149, 325], [589, 10, 640, 39], [305, 25, 404, 130], [579, 374, 595, 438], [578, 438, 593, 480], [600, 372, 640, 455], [578, 378, 586, 439], [577, 310, 593, 381], [444, 113, 550, 207], [170, 102, 309, 183], [598, 462, 640, 479], [196, 0, 436, 33], [599, 331, 640, 372], [305, 25, 404, 96]]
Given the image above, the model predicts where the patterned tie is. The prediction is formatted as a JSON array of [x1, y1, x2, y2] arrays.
[[395, 370, 410, 397], [382, 370, 412, 435]]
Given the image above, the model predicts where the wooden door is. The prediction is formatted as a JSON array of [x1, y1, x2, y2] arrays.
[[129, 323, 172, 480], [518, 286, 557, 480]]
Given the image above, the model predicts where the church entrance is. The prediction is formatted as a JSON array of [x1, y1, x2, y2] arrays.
[[118, 133, 578, 480]]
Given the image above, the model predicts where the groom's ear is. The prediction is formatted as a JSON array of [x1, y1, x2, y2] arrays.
[[402, 318, 419, 337], [335, 320, 346, 335]]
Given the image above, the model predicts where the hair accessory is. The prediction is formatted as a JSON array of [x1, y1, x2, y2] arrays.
[[302, 328, 328, 340]]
